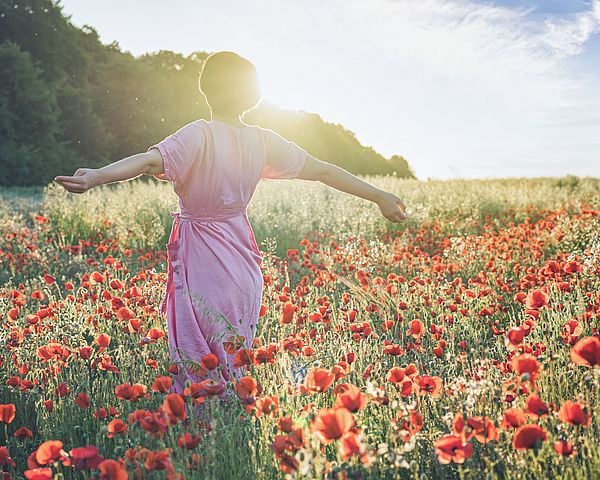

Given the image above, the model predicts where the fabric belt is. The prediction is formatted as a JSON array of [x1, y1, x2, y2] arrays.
[[170, 206, 248, 223], [160, 206, 247, 315]]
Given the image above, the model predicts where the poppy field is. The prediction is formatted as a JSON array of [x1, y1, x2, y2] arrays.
[[0, 176, 599, 479]]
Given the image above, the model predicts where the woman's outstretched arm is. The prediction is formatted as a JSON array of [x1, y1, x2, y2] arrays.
[[296, 156, 409, 223], [54, 149, 164, 194]]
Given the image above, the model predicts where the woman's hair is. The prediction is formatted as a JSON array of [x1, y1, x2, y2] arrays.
[[199, 51, 262, 116]]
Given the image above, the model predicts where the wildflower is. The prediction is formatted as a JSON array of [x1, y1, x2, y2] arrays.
[[0, 446, 16, 468], [0, 404, 16, 424], [434, 435, 473, 464], [557, 400, 590, 427], [312, 407, 354, 444], [200, 353, 219, 370], [500, 408, 527, 430], [69, 445, 104, 470], [14, 426, 33, 438], [553, 440, 577, 457], [35, 440, 65, 465], [114, 383, 148, 402], [98, 459, 128, 480], [74, 393, 90, 409], [234, 376, 260, 400], [525, 290, 549, 309], [24, 468, 52, 480], [304, 367, 335, 393], [339, 431, 369, 463], [570, 336, 600, 367], [512, 424, 547, 450], [524, 394, 549, 417], [334, 383, 369, 412], [151, 376, 172, 393], [107, 419, 128, 438], [162, 393, 187, 423]]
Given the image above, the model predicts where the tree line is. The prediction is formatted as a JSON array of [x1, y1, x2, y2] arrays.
[[0, 0, 414, 186]]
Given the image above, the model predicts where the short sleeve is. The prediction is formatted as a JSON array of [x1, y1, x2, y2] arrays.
[[148, 120, 206, 186], [261, 128, 313, 179]]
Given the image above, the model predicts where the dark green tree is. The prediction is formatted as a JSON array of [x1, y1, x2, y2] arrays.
[[0, 41, 66, 185], [0, 0, 414, 185]]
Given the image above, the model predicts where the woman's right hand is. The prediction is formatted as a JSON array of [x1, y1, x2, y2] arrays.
[[376, 191, 409, 223], [54, 168, 102, 194]]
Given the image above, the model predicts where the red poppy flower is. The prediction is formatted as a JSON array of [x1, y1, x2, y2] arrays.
[[95, 334, 111, 352], [191, 379, 226, 397], [525, 394, 549, 417], [69, 445, 104, 470], [500, 408, 527, 429], [557, 400, 590, 427], [107, 419, 128, 438], [570, 336, 600, 367], [162, 393, 187, 423], [334, 384, 369, 412], [144, 450, 173, 472], [90, 271, 106, 284], [0, 404, 16, 424], [151, 376, 172, 393], [114, 383, 148, 402], [254, 395, 279, 418], [14, 426, 33, 438], [98, 459, 128, 480], [74, 393, 90, 409], [512, 424, 547, 450], [280, 301, 296, 324], [35, 440, 64, 465], [55, 382, 70, 397], [312, 407, 355, 444], [24, 468, 53, 480], [512, 354, 540, 383], [386, 366, 406, 384], [109, 278, 124, 290], [507, 327, 525, 346], [177, 432, 202, 450], [0, 446, 16, 468], [200, 353, 219, 370], [233, 348, 254, 368], [234, 376, 260, 400], [416, 376, 443, 397], [304, 367, 335, 393], [434, 435, 473, 464], [339, 431, 368, 463], [525, 290, 549, 309], [409, 320, 425, 338], [553, 440, 577, 457], [468, 416, 498, 444]]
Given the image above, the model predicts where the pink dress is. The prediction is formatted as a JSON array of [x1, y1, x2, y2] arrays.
[[149, 118, 313, 394]]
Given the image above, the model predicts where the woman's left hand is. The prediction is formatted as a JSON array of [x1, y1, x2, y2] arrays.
[[376, 191, 409, 223], [54, 168, 102, 194]]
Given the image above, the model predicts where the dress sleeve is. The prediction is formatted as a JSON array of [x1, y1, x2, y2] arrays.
[[148, 120, 205, 186], [261, 128, 313, 179]]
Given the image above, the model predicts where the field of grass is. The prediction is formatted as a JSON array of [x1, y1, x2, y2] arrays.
[[0, 175, 599, 479]]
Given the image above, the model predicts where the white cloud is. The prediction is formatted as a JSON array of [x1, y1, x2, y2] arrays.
[[337, 0, 600, 106], [318, 0, 600, 178]]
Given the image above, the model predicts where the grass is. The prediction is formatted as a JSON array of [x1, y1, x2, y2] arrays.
[[0, 175, 598, 479]]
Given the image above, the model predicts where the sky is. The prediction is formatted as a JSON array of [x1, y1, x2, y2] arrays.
[[58, 0, 600, 180]]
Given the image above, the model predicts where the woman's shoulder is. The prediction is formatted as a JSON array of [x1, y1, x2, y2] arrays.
[[170, 118, 209, 136]]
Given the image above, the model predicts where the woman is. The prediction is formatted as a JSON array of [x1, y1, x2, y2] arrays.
[[54, 50, 408, 396]]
